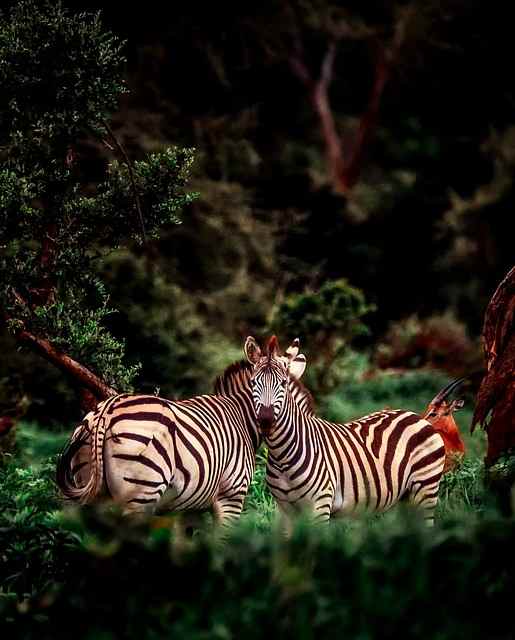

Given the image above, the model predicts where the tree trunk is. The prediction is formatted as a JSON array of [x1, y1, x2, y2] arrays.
[[16, 329, 117, 409], [472, 265, 515, 465], [472, 265, 515, 513]]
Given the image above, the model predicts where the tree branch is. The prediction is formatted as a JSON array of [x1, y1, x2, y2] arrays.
[[338, 44, 390, 191], [102, 119, 147, 242], [289, 7, 413, 194], [310, 42, 346, 192], [16, 328, 117, 402]]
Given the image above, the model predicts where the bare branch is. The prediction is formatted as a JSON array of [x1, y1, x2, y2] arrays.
[[310, 43, 346, 193], [289, 53, 313, 87], [17, 328, 117, 401], [318, 41, 337, 92]]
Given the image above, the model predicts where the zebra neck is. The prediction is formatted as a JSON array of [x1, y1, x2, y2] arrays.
[[214, 365, 261, 451], [266, 394, 314, 469]]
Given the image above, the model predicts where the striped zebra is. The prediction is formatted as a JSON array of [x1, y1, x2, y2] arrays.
[[56, 356, 311, 525], [244, 335, 446, 526]]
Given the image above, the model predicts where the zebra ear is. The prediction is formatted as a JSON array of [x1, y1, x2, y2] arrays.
[[285, 338, 300, 361], [285, 338, 306, 379], [289, 353, 306, 379], [244, 336, 261, 364]]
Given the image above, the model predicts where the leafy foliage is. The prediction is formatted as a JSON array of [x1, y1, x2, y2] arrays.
[[0, 1, 197, 391], [375, 312, 481, 373], [270, 279, 374, 391], [2, 495, 515, 639]]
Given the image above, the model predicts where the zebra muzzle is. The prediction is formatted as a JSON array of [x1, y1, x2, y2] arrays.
[[257, 406, 275, 433]]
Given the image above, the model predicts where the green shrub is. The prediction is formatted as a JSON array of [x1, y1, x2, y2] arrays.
[[2, 504, 515, 639], [0, 457, 74, 602], [269, 279, 374, 393]]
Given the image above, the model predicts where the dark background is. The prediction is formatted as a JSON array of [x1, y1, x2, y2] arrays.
[[2, 0, 514, 421]]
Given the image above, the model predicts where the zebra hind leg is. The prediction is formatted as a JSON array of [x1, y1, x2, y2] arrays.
[[212, 492, 246, 530], [406, 477, 442, 527]]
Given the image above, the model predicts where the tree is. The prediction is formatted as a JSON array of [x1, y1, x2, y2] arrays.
[[0, 1, 197, 410], [473, 265, 515, 465], [247, 0, 456, 195]]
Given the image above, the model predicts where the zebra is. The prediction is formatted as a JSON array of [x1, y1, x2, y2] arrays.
[[56, 355, 312, 526], [244, 335, 447, 526]]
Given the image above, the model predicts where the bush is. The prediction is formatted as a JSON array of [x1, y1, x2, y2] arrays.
[[375, 313, 481, 373], [0, 458, 74, 602], [269, 279, 374, 393], [2, 504, 515, 639]]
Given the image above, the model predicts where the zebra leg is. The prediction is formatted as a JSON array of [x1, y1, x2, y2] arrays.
[[212, 492, 246, 528], [312, 496, 333, 524], [406, 478, 442, 527]]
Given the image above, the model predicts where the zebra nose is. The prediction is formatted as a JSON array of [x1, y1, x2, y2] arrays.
[[257, 406, 275, 431]]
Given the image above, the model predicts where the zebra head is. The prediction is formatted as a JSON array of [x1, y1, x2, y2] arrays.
[[244, 335, 306, 434]]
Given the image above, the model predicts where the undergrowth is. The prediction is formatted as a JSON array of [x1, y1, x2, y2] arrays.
[[0, 370, 501, 639]]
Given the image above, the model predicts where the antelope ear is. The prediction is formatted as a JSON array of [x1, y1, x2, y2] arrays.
[[244, 336, 261, 364], [267, 335, 279, 357], [450, 399, 464, 412]]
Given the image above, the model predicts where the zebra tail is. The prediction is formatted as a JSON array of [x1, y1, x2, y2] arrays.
[[56, 394, 121, 503]]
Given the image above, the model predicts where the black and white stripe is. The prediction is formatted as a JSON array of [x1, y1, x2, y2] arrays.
[[57, 359, 313, 525], [245, 337, 446, 526]]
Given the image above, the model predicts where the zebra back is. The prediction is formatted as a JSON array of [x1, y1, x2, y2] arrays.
[[57, 363, 261, 519]]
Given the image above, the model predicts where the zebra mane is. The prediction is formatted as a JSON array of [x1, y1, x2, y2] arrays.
[[289, 374, 316, 414], [214, 359, 316, 414], [214, 360, 253, 396]]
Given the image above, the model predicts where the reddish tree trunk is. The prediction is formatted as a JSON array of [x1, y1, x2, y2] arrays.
[[16, 329, 117, 407], [472, 265, 515, 465], [339, 47, 391, 192], [289, 11, 408, 195]]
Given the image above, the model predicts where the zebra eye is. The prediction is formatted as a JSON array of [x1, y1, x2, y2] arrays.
[[281, 379, 287, 388], [250, 379, 256, 387]]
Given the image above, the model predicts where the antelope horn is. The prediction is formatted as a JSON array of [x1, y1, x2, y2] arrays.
[[429, 377, 467, 406]]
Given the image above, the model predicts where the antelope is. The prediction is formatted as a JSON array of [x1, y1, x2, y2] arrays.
[[422, 378, 466, 472]]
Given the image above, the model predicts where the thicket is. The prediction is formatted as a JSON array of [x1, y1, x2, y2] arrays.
[[0, 0, 196, 411], [2, 0, 512, 423]]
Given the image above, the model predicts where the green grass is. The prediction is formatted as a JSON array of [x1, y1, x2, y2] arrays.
[[14, 422, 69, 466]]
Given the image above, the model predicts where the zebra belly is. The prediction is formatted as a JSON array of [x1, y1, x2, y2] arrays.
[[156, 481, 215, 513]]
